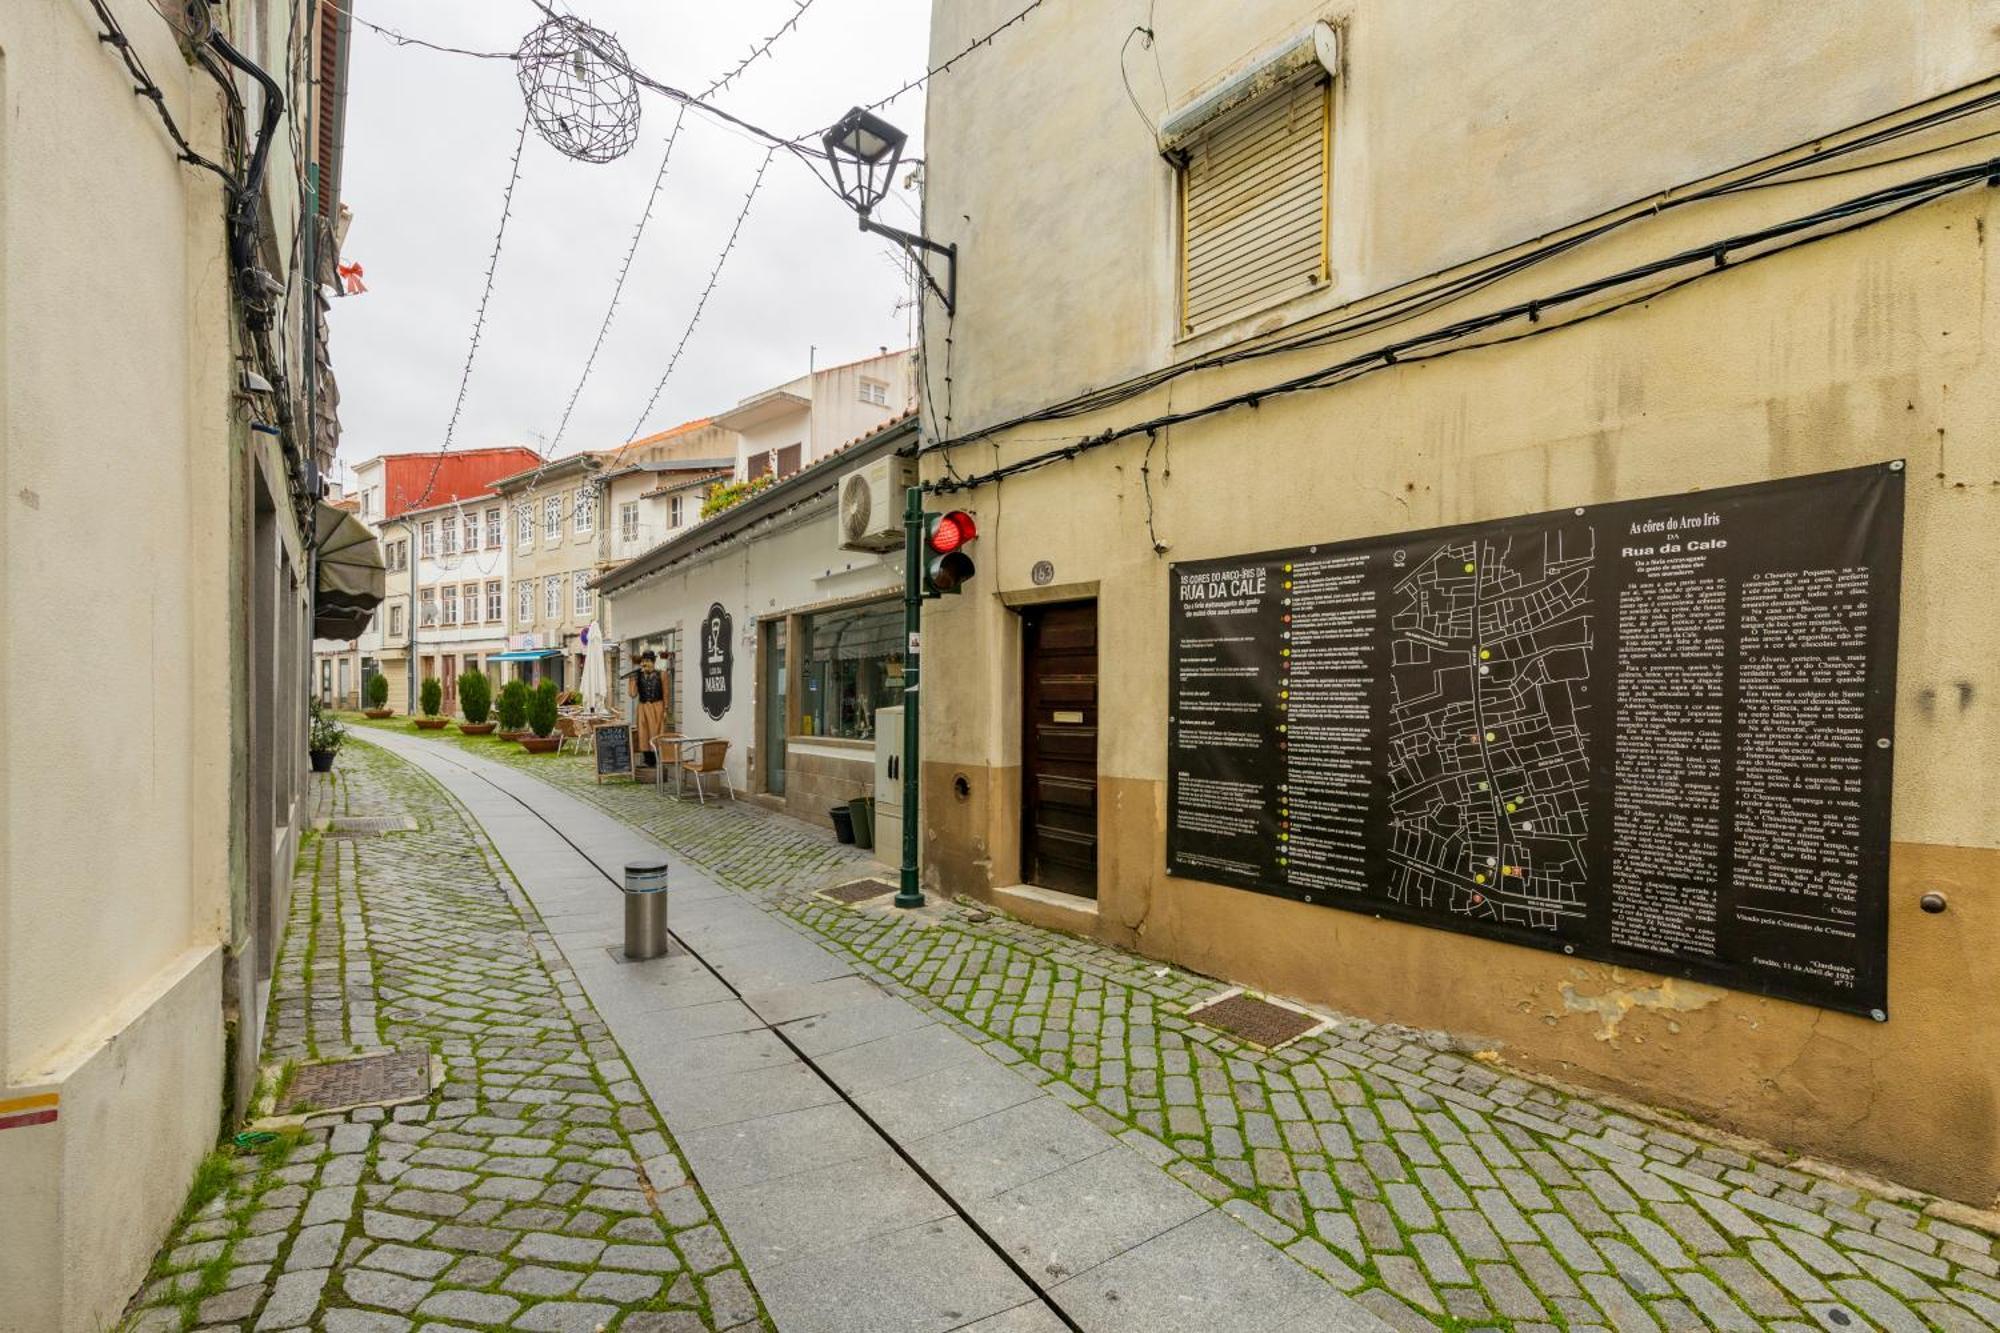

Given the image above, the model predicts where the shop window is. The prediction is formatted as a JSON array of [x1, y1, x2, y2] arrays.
[[801, 599, 904, 740]]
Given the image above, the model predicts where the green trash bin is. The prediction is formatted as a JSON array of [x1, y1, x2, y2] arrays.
[[848, 796, 876, 850]]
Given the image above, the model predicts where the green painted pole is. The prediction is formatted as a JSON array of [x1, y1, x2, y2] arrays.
[[898, 484, 925, 908]]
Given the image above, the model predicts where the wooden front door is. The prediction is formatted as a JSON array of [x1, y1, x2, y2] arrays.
[[1021, 601, 1099, 898]]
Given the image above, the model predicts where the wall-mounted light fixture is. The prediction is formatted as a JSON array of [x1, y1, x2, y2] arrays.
[[822, 107, 957, 314]]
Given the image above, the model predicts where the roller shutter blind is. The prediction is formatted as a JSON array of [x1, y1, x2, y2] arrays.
[[1180, 77, 1330, 334]]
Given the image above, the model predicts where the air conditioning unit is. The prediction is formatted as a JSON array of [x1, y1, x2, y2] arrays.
[[837, 455, 916, 551]]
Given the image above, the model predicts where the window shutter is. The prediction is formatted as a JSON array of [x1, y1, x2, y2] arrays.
[[1181, 77, 1329, 333]]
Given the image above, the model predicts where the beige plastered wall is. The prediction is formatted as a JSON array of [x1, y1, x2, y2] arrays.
[[918, 0, 2000, 1204], [0, 1, 263, 1326]]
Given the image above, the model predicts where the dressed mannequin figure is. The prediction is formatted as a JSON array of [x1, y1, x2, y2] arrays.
[[629, 651, 668, 766]]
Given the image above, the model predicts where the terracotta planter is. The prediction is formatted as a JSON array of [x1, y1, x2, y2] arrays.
[[414, 717, 448, 731], [497, 728, 530, 742], [458, 722, 497, 735], [519, 735, 560, 754], [363, 708, 393, 719], [309, 749, 337, 773]]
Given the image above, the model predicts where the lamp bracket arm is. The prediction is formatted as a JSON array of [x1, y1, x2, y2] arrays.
[[858, 214, 957, 314]]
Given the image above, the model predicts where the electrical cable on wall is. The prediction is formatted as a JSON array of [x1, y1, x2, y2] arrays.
[[928, 157, 1992, 495], [924, 80, 2000, 459]]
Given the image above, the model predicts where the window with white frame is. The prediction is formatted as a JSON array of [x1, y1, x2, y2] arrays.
[[670, 494, 684, 527], [544, 496, 561, 542], [464, 583, 481, 623], [516, 504, 533, 549], [441, 585, 459, 626], [619, 501, 639, 544], [517, 581, 533, 625], [1177, 72, 1332, 334], [358, 489, 372, 517], [442, 514, 458, 555], [420, 588, 437, 626], [485, 580, 503, 622], [389, 603, 404, 637], [544, 575, 563, 619], [485, 507, 502, 549], [574, 487, 595, 534], [574, 577, 592, 617], [859, 376, 890, 407], [420, 520, 436, 558]]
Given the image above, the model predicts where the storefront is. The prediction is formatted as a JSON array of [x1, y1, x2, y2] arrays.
[[597, 418, 914, 828]]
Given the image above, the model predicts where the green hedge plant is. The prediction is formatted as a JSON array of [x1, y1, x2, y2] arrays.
[[497, 679, 530, 731], [365, 673, 389, 708], [459, 670, 492, 724], [528, 680, 559, 738], [419, 676, 442, 717]]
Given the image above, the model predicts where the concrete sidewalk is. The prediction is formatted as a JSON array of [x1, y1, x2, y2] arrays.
[[364, 730, 1386, 1333]]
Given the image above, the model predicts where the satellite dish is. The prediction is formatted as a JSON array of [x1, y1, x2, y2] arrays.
[[840, 473, 872, 543]]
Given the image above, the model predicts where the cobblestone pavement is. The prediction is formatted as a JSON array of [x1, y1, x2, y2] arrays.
[[360, 723, 2000, 1333], [123, 739, 766, 1333]]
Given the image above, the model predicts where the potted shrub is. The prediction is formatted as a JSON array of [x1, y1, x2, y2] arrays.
[[308, 699, 346, 773], [520, 680, 561, 754], [457, 670, 496, 735], [495, 678, 531, 741], [414, 676, 448, 730], [362, 672, 393, 719]]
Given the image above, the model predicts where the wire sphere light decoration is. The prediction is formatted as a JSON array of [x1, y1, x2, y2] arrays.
[[515, 16, 642, 164]]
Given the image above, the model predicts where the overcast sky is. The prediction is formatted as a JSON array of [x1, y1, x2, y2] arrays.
[[328, 0, 933, 483]]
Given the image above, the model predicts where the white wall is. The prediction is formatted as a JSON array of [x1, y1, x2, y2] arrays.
[[603, 489, 902, 791]]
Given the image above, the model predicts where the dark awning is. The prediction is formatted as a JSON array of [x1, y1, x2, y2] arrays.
[[313, 502, 384, 639]]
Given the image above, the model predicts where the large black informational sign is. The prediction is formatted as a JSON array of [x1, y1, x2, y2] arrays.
[[1167, 464, 1903, 1017]]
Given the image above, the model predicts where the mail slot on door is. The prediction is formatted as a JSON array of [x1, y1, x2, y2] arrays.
[[1053, 710, 1085, 723]]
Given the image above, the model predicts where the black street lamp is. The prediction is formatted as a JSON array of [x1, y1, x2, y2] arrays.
[[822, 106, 957, 314]]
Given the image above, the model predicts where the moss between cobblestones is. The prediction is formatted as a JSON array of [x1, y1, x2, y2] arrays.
[[394, 722, 2000, 1333], [123, 738, 774, 1332]]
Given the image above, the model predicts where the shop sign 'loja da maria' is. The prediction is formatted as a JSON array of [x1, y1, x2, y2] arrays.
[[1167, 463, 1904, 1017]]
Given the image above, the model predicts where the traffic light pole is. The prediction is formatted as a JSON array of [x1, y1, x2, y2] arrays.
[[897, 485, 925, 908]]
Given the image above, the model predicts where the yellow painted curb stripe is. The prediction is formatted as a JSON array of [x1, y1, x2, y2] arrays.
[[0, 1092, 58, 1115]]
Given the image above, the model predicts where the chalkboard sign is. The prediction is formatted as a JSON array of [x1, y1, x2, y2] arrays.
[[1167, 463, 1904, 1018], [594, 723, 634, 783]]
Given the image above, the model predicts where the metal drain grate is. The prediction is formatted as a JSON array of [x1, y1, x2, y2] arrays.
[[1187, 992, 1325, 1050], [324, 815, 418, 837], [280, 1051, 430, 1112], [820, 878, 897, 904]]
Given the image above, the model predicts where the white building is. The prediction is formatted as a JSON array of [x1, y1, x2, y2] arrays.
[[716, 348, 916, 482], [599, 416, 916, 818]]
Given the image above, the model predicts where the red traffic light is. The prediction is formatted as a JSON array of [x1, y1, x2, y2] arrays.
[[927, 510, 977, 553]]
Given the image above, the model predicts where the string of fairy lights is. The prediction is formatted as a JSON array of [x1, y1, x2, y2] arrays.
[[380, 0, 1047, 524]]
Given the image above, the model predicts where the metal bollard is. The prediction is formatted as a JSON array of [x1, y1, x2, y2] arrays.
[[622, 858, 670, 960]]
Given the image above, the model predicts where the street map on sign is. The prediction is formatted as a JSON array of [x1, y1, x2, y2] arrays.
[[1385, 524, 1597, 932]]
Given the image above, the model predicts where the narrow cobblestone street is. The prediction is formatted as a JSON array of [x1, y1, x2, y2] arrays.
[[123, 741, 764, 1333], [125, 727, 2000, 1332]]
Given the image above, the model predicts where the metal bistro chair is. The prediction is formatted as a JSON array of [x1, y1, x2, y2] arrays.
[[649, 733, 685, 794], [681, 739, 734, 805]]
